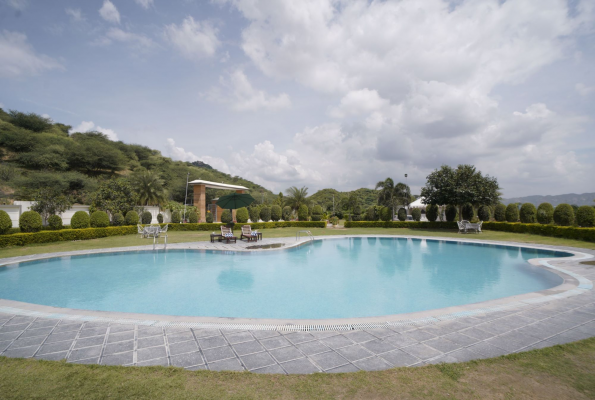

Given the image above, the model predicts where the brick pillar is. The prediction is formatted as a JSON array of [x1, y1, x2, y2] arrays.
[[194, 184, 206, 222], [232, 190, 245, 221]]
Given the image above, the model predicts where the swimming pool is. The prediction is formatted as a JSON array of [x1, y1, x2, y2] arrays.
[[0, 238, 572, 319]]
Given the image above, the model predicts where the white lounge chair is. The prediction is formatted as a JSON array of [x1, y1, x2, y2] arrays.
[[457, 220, 469, 233], [466, 221, 483, 234]]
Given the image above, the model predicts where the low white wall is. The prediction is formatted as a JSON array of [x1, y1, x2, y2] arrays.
[[0, 205, 21, 227]]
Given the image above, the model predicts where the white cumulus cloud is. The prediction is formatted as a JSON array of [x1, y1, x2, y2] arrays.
[[575, 83, 595, 96], [65, 8, 84, 22], [164, 16, 220, 60], [0, 30, 63, 78], [70, 121, 118, 141], [165, 138, 230, 173], [134, 0, 153, 9], [99, 0, 120, 24]]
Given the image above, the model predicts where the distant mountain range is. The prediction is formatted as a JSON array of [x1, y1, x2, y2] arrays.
[[502, 193, 595, 207]]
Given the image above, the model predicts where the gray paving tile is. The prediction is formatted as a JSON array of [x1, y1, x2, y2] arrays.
[[137, 357, 169, 367], [107, 331, 135, 343], [52, 323, 83, 333], [186, 365, 207, 371], [380, 349, 420, 367], [424, 337, 462, 353], [466, 342, 509, 358], [169, 340, 199, 356], [6, 317, 35, 325], [9, 335, 46, 349], [0, 323, 29, 333], [269, 346, 303, 363], [485, 332, 539, 352], [192, 329, 222, 339], [0, 340, 12, 352], [224, 331, 254, 344], [35, 351, 68, 361], [198, 335, 227, 350], [78, 327, 108, 338], [101, 351, 134, 365], [448, 348, 481, 362], [353, 356, 392, 371], [402, 343, 443, 360], [108, 324, 135, 334], [260, 336, 292, 350], [478, 321, 515, 335], [336, 344, 374, 362], [343, 330, 377, 344], [37, 340, 74, 355], [360, 339, 396, 355], [104, 340, 134, 355], [281, 358, 320, 374], [137, 327, 163, 338], [460, 327, 495, 340], [241, 352, 277, 370], [319, 335, 354, 349], [137, 335, 164, 349], [209, 358, 245, 371], [327, 364, 360, 373], [232, 340, 265, 356], [68, 345, 102, 361], [425, 354, 459, 365], [383, 333, 419, 348], [0, 331, 21, 342], [2, 345, 39, 358], [546, 333, 581, 345], [367, 328, 397, 338], [202, 346, 235, 363], [69, 357, 100, 365], [20, 327, 53, 338], [296, 341, 329, 356], [167, 331, 195, 344], [171, 351, 205, 368], [441, 332, 479, 346], [310, 331, 339, 339], [137, 346, 167, 362], [74, 335, 105, 349], [310, 351, 349, 371], [252, 364, 286, 374], [285, 332, 316, 344], [83, 322, 109, 329], [405, 329, 437, 342], [251, 330, 281, 340]]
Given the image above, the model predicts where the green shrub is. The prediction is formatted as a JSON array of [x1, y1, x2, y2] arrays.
[[537, 203, 554, 224], [519, 203, 537, 223], [19, 211, 42, 233], [124, 210, 139, 226], [493, 204, 506, 222], [90, 211, 110, 228], [236, 207, 249, 223], [365, 207, 377, 221], [157, 213, 163, 224], [206, 211, 214, 223], [187, 211, 198, 223], [553, 203, 574, 226], [445, 205, 457, 222], [345, 221, 458, 229], [0, 210, 12, 234], [335, 210, 344, 219], [411, 208, 422, 221], [478, 205, 491, 222], [112, 212, 124, 226], [171, 210, 180, 224], [221, 209, 232, 223], [353, 205, 362, 218], [259, 206, 271, 222], [576, 205, 595, 227], [462, 203, 474, 220], [249, 206, 260, 223], [425, 204, 439, 222], [481, 221, 595, 243], [397, 208, 407, 221], [140, 211, 152, 224], [330, 216, 339, 226], [298, 205, 309, 221], [271, 205, 282, 222], [505, 204, 519, 222], [282, 206, 292, 221], [379, 207, 392, 222], [47, 215, 63, 230], [311, 205, 323, 222], [71, 211, 90, 229]]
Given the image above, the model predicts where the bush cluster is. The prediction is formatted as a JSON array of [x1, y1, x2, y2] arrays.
[[249, 206, 260, 223], [553, 203, 574, 226], [47, 214, 63, 230], [71, 211, 90, 229], [445, 205, 457, 222], [477, 205, 491, 222], [282, 206, 292, 221], [171, 210, 180, 224], [221, 209, 232, 223], [396, 208, 406, 221], [411, 208, 422, 221], [298, 205, 309, 221], [482, 222, 595, 243], [271, 205, 282, 222], [426, 204, 439, 222], [157, 213, 164, 224], [493, 204, 506, 222], [112, 212, 124, 226], [90, 211, 110, 228], [576, 205, 595, 227], [19, 211, 43, 233], [188, 211, 198, 224], [462, 203, 474, 220], [259, 206, 271, 222], [236, 207, 249, 223], [519, 203, 537, 223], [141, 211, 152, 224], [379, 206, 392, 222], [345, 221, 458, 229], [0, 210, 12, 234], [311, 205, 323, 221], [335, 210, 344, 219], [536, 203, 554, 224], [124, 210, 139, 226], [205, 211, 214, 223], [505, 204, 519, 222], [330, 216, 339, 225]]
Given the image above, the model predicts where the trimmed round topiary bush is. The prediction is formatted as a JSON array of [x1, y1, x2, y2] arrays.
[[380, 206, 392, 222], [157, 213, 164, 224], [298, 205, 309, 221], [553, 203, 574, 226], [90, 211, 110, 228], [271, 205, 282, 222], [411, 208, 422, 221], [519, 203, 537, 223], [259, 206, 271, 222], [206, 211, 213, 223], [19, 211, 42, 233], [221, 209, 232, 223], [236, 207, 249, 223], [445, 205, 457, 222], [171, 210, 180, 224], [188, 211, 198, 223], [249, 206, 260, 223], [493, 204, 506, 222], [536, 203, 554, 224], [282, 206, 292, 221], [576, 205, 595, 227], [141, 211, 152, 224], [397, 208, 407, 221], [426, 204, 439, 222], [124, 210, 139, 226], [505, 204, 519, 222], [462, 203, 474, 220], [478, 205, 491, 222], [112, 212, 124, 226], [71, 211, 90, 229], [47, 214, 63, 230], [0, 210, 12, 234], [311, 205, 323, 222]]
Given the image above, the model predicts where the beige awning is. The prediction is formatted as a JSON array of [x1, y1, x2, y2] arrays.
[[188, 179, 249, 191]]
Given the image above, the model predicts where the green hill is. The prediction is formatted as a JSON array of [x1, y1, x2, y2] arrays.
[[502, 193, 595, 207], [308, 187, 378, 212], [0, 109, 274, 206]]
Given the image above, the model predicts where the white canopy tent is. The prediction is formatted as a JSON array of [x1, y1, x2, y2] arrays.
[[408, 197, 427, 210]]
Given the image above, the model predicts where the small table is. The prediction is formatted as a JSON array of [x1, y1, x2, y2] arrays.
[[256, 232, 262, 241], [210, 233, 223, 243]]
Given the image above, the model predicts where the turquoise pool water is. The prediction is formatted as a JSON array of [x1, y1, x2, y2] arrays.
[[0, 238, 570, 319]]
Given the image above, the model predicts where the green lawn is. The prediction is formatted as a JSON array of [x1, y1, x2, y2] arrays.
[[1, 338, 594, 399], [1, 226, 594, 259]]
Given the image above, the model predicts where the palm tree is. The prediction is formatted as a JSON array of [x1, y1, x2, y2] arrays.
[[375, 178, 411, 218], [132, 170, 166, 206], [285, 186, 309, 210]]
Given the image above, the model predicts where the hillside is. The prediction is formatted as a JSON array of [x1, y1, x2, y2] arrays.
[[502, 193, 595, 207], [0, 108, 274, 206], [308, 187, 378, 211]]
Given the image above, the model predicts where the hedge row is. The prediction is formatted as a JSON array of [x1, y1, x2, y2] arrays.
[[0, 226, 136, 248], [164, 221, 326, 231], [482, 222, 595, 243], [344, 221, 458, 229]]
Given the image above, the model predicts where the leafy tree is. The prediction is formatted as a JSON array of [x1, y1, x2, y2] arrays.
[[537, 203, 554, 224], [379, 206, 392, 222], [274, 192, 284, 207], [271, 205, 282, 221], [171, 210, 180, 224], [206, 211, 214, 223], [91, 179, 137, 220], [426, 204, 439, 222], [9, 110, 52, 132], [420, 165, 500, 221], [375, 178, 411, 218], [132, 170, 167, 206], [67, 132, 127, 173], [30, 187, 73, 225], [285, 186, 309, 210], [298, 204, 309, 221], [282, 206, 292, 221]]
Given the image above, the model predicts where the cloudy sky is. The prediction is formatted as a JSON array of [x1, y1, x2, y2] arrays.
[[1, 0, 594, 197]]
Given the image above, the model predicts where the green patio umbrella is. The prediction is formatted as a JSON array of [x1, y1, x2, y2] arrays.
[[216, 193, 255, 224]]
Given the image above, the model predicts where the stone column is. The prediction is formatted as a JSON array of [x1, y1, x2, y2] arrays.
[[232, 190, 245, 221], [194, 184, 206, 222]]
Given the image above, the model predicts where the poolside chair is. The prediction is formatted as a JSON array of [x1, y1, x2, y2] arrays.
[[137, 224, 146, 238], [466, 221, 483, 234], [457, 220, 469, 234], [220, 226, 237, 244], [240, 225, 258, 242]]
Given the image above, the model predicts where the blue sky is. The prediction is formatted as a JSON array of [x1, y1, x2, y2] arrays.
[[1, 0, 594, 197]]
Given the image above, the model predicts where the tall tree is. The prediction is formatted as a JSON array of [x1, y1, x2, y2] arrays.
[[420, 164, 500, 221], [375, 178, 412, 218], [132, 170, 167, 206], [31, 187, 72, 225], [91, 179, 138, 219], [285, 186, 309, 210]]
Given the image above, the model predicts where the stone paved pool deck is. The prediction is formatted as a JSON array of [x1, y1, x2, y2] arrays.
[[0, 235, 594, 374]]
